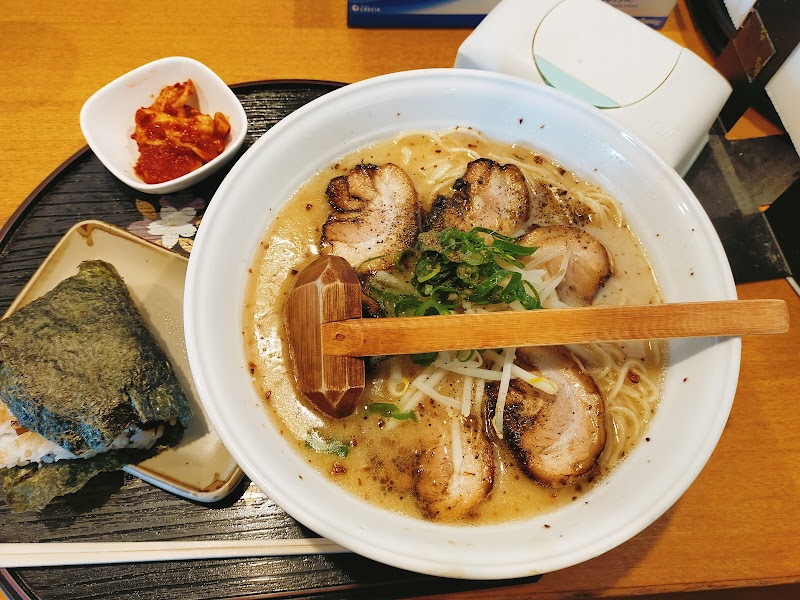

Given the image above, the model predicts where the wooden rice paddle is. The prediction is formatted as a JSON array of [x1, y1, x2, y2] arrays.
[[286, 255, 789, 419]]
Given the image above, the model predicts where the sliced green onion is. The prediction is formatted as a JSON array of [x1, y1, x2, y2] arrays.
[[456, 262, 481, 285], [357, 254, 389, 271], [414, 298, 451, 316], [365, 402, 419, 422], [393, 295, 423, 317], [362, 225, 544, 361], [456, 349, 475, 362], [305, 431, 349, 458], [415, 256, 441, 282], [470, 269, 510, 302], [411, 352, 438, 366]]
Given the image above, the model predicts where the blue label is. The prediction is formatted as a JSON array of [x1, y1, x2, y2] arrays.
[[348, 1, 490, 27]]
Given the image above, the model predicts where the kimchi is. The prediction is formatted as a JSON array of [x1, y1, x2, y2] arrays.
[[131, 80, 231, 184]]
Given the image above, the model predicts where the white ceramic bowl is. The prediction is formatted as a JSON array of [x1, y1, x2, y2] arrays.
[[80, 56, 247, 194], [184, 69, 739, 579]]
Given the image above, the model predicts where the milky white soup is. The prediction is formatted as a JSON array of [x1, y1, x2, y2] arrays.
[[243, 128, 665, 524]]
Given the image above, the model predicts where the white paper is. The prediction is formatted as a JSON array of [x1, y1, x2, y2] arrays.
[[765, 43, 800, 158], [723, 0, 757, 30]]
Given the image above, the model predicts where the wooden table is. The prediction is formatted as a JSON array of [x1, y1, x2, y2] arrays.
[[1, 1, 798, 598]]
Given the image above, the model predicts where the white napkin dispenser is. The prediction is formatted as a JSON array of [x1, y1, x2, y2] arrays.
[[454, 0, 732, 175]]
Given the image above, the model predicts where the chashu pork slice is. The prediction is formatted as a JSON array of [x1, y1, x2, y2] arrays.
[[519, 225, 611, 306], [426, 158, 530, 236], [528, 180, 593, 227], [413, 415, 494, 520], [322, 163, 420, 274], [489, 346, 605, 487]]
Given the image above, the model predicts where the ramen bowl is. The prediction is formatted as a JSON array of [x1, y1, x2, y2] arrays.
[[184, 69, 738, 579]]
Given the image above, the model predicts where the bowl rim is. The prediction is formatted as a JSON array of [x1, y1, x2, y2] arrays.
[[185, 67, 740, 579], [79, 55, 248, 194]]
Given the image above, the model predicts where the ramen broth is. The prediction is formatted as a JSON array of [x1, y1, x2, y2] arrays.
[[243, 129, 665, 523]]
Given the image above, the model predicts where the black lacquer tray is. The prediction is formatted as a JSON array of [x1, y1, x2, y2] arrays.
[[0, 81, 535, 600], [2, 79, 796, 600]]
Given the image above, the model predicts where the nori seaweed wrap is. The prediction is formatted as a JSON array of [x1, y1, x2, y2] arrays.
[[0, 423, 185, 512], [0, 260, 192, 511]]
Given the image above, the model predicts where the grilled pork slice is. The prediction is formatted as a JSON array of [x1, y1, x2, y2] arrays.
[[413, 415, 494, 520], [519, 225, 611, 306], [529, 180, 593, 227], [322, 163, 420, 274], [426, 158, 530, 236], [492, 347, 605, 487]]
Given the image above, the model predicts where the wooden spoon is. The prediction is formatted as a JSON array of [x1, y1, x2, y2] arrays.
[[286, 255, 789, 418]]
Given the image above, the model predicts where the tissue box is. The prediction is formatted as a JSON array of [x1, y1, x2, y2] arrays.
[[454, 0, 732, 175], [347, 0, 676, 28]]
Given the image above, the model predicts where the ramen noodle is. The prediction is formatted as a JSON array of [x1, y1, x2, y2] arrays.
[[243, 128, 665, 523]]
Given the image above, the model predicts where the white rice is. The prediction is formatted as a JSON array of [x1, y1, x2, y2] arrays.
[[0, 400, 165, 469]]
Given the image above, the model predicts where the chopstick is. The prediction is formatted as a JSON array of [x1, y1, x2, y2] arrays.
[[321, 298, 790, 356], [0, 538, 349, 567]]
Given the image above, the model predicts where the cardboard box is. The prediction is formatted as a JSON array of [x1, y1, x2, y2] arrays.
[[348, 0, 676, 28], [603, 0, 677, 28], [348, 1, 501, 28]]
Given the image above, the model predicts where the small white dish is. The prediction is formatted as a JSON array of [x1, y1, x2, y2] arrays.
[[79, 57, 247, 195], [5, 220, 244, 502]]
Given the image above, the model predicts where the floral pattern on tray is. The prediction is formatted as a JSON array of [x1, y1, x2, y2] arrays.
[[127, 193, 206, 254]]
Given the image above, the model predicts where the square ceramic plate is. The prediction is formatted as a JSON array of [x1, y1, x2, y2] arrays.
[[3, 220, 243, 502], [79, 56, 248, 194]]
